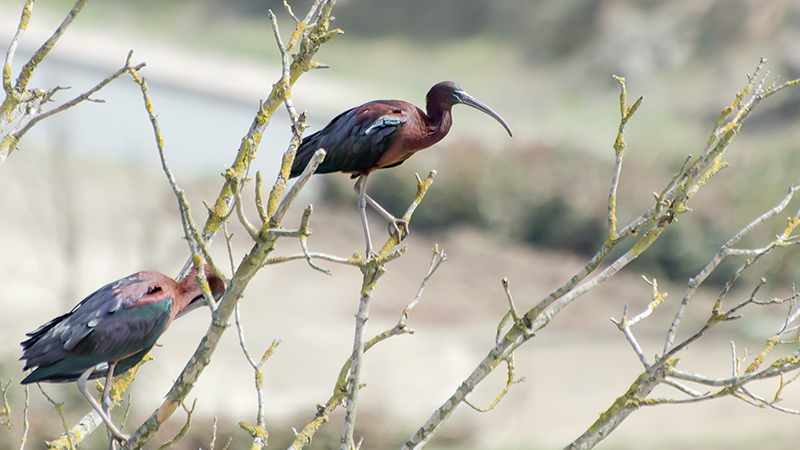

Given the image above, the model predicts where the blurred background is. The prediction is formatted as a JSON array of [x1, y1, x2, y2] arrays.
[[1, 0, 800, 448]]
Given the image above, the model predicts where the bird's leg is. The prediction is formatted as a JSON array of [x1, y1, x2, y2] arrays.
[[363, 193, 409, 241], [101, 362, 116, 412], [355, 175, 375, 257], [103, 362, 118, 450], [77, 367, 129, 443]]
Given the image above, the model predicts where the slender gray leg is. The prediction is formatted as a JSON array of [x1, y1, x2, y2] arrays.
[[355, 175, 374, 257], [103, 362, 118, 450], [77, 366, 129, 443], [363, 193, 409, 241]]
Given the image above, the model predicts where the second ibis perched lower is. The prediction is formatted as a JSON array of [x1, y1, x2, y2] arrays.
[[20, 265, 226, 444]]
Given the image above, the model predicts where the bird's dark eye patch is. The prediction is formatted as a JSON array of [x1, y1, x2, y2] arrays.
[[146, 286, 163, 295]]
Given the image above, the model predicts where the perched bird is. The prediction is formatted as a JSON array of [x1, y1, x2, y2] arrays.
[[290, 81, 513, 256], [20, 265, 225, 442]]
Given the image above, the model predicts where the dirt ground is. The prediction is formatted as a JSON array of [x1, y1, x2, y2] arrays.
[[1, 151, 799, 450]]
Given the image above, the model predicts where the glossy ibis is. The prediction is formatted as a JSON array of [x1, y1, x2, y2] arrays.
[[290, 81, 512, 256], [20, 265, 225, 442]]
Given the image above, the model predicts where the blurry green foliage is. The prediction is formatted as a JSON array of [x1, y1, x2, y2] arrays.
[[51, 0, 800, 66]]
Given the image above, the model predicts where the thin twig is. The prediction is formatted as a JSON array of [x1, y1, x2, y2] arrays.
[[610, 306, 651, 370], [739, 387, 800, 415], [340, 271, 378, 450], [127, 63, 224, 310], [38, 385, 76, 450], [607, 75, 643, 236], [628, 276, 667, 327], [272, 149, 326, 226], [297, 205, 331, 274], [265, 252, 357, 267], [20, 385, 29, 450], [779, 286, 800, 335], [464, 355, 522, 412], [235, 303, 280, 450], [663, 185, 800, 355], [255, 173, 268, 225], [303, 0, 324, 23], [501, 277, 520, 323], [15, 0, 88, 91], [0, 380, 10, 429], [210, 417, 218, 450], [661, 378, 707, 398], [289, 243, 442, 450], [232, 176, 259, 240], [403, 246, 446, 324], [730, 341, 739, 378], [2, 0, 34, 94], [120, 394, 132, 432], [157, 400, 196, 450], [14, 53, 145, 140], [223, 222, 236, 275], [283, 0, 300, 23]]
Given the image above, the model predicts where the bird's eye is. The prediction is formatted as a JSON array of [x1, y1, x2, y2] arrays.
[[147, 286, 163, 295]]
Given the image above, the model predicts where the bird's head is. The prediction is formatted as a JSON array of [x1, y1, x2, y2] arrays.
[[428, 81, 513, 137], [175, 265, 226, 319]]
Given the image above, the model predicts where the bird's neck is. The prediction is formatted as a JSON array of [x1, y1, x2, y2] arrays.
[[426, 100, 453, 138]]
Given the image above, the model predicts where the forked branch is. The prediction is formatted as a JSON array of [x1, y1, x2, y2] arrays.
[[404, 59, 800, 450]]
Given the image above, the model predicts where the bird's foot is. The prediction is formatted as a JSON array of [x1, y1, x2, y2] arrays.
[[108, 425, 130, 444], [106, 427, 130, 450], [387, 218, 409, 241], [363, 245, 379, 260]]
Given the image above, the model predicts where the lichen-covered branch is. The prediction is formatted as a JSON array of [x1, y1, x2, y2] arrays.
[[201, 0, 341, 242], [45, 2, 340, 447], [125, 6, 342, 441], [403, 59, 800, 450], [563, 362, 674, 450], [156, 400, 196, 450], [19, 385, 29, 450], [235, 302, 281, 450], [125, 137, 320, 449], [566, 182, 800, 450], [340, 172, 438, 449], [663, 184, 800, 354], [289, 245, 444, 450], [14, 53, 145, 141], [0, 380, 11, 429], [38, 385, 77, 450], [1, 0, 131, 168], [127, 61, 225, 309], [607, 75, 642, 236], [2, 0, 34, 97], [339, 271, 377, 450]]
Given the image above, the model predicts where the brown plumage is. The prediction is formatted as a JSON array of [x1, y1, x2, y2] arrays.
[[290, 81, 512, 255], [20, 265, 225, 443]]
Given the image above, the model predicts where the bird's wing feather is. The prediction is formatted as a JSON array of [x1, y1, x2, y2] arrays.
[[20, 273, 173, 381], [290, 107, 357, 177], [291, 101, 409, 177]]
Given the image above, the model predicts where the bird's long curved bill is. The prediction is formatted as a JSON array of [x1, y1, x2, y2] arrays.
[[175, 295, 206, 319], [457, 91, 513, 137]]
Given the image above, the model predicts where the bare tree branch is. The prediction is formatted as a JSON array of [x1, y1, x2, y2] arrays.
[[404, 59, 800, 450], [1, 0, 100, 167], [235, 302, 280, 450], [289, 245, 444, 450], [19, 385, 29, 450]]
